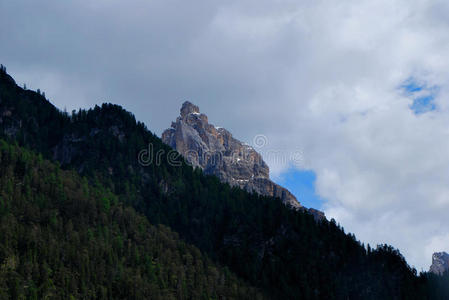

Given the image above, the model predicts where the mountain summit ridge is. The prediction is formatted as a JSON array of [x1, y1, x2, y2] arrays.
[[162, 101, 324, 219]]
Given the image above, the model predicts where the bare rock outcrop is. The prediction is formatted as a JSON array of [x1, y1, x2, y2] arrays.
[[163, 101, 323, 217], [430, 252, 449, 275]]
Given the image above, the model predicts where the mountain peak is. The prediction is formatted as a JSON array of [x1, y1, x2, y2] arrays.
[[163, 101, 325, 220], [180, 101, 200, 117], [430, 252, 449, 275]]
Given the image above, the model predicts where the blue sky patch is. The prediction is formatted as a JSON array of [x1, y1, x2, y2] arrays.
[[410, 95, 436, 114], [400, 77, 438, 114], [401, 80, 423, 93], [275, 168, 325, 210]]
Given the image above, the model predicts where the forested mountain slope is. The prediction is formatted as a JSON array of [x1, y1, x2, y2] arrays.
[[0, 140, 263, 299], [1, 65, 448, 299]]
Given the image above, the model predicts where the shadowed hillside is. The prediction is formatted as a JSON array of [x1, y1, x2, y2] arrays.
[[0, 140, 263, 299]]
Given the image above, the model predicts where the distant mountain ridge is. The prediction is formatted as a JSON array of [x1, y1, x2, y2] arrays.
[[162, 101, 324, 219]]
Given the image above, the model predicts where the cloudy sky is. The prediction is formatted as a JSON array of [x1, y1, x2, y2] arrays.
[[2, 0, 449, 271]]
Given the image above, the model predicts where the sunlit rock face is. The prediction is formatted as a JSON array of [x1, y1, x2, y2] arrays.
[[162, 101, 303, 210], [429, 252, 449, 275]]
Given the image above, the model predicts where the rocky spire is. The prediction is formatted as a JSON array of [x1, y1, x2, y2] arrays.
[[162, 101, 325, 220], [430, 252, 449, 275], [180, 101, 200, 117]]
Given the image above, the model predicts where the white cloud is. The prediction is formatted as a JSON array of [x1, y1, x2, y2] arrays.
[[2, 0, 449, 270]]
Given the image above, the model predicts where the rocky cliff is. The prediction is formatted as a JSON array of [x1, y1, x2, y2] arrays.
[[162, 101, 324, 219], [430, 252, 449, 275]]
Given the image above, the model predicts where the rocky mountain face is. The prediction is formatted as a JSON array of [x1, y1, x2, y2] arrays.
[[162, 101, 324, 219], [430, 252, 449, 275]]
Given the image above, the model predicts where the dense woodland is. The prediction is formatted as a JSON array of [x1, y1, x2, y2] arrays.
[[1, 65, 449, 299], [0, 141, 263, 299]]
